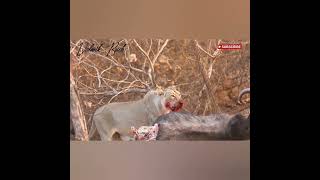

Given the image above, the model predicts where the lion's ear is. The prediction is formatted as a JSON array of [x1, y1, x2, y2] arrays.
[[172, 85, 177, 89], [167, 85, 177, 90], [155, 86, 164, 95], [158, 90, 164, 95]]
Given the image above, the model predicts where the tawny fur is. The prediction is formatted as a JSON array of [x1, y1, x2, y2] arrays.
[[89, 86, 183, 141]]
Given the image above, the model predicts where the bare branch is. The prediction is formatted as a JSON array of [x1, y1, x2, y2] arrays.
[[196, 46, 221, 113], [133, 39, 151, 61], [108, 80, 141, 103], [133, 39, 156, 87], [152, 39, 170, 64], [79, 88, 148, 96], [147, 39, 153, 55], [195, 40, 221, 61], [81, 61, 102, 88]]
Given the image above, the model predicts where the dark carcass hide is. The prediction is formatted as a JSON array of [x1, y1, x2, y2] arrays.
[[154, 112, 250, 140]]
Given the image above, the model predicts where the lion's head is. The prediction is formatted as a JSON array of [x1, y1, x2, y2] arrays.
[[143, 85, 184, 112], [162, 86, 184, 112]]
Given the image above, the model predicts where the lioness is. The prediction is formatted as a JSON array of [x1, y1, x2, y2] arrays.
[[89, 86, 184, 141]]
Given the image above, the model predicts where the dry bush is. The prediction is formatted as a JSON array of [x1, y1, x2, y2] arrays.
[[70, 39, 250, 130]]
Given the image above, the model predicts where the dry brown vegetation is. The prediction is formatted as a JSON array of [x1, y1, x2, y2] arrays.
[[70, 39, 250, 139]]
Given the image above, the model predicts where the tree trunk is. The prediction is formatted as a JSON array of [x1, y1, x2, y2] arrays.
[[70, 72, 89, 141]]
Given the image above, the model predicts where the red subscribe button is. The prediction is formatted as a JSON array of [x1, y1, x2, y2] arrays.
[[218, 43, 242, 50]]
